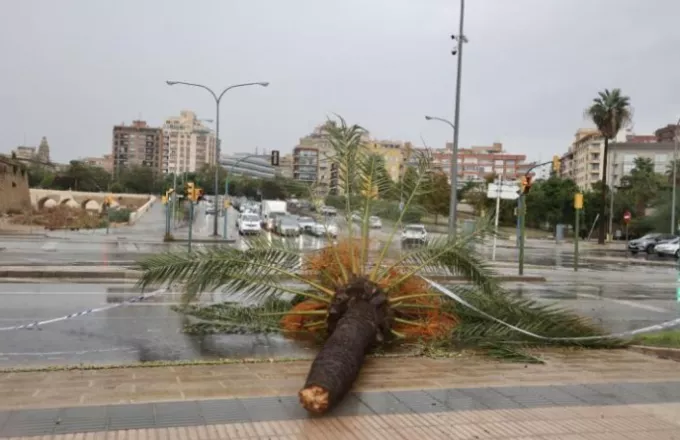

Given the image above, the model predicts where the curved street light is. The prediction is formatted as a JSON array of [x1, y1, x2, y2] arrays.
[[166, 80, 269, 236], [425, 115, 458, 237]]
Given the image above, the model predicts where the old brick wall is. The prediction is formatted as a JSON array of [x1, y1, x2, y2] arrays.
[[0, 157, 31, 214]]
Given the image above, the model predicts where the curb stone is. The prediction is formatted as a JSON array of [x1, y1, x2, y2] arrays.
[[630, 345, 680, 362]]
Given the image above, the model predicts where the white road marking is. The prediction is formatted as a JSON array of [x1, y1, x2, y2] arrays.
[[577, 292, 672, 313]]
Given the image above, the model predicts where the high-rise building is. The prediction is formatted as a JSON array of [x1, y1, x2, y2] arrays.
[[293, 123, 338, 192], [162, 110, 216, 175], [561, 128, 604, 190], [112, 120, 164, 177]]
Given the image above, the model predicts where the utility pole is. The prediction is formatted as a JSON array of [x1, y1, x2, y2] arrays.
[[671, 118, 680, 234], [449, 0, 468, 239]]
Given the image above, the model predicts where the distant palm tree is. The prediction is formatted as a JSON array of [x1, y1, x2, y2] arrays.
[[585, 89, 632, 244]]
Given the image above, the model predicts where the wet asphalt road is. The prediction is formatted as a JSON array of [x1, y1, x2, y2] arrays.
[[1, 264, 679, 368], [0, 202, 673, 270], [1, 204, 680, 367]]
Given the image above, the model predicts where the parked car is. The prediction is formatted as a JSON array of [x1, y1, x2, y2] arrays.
[[297, 216, 316, 233], [655, 237, 680, 258], [311, 222, 338, 238], [401, 224, 428, 245], [369, 216, 382, 229], [238, 213, 262, 235], [275, 216, 301, 236], [351, 212, 362, 222], [628, 233, 677, 254]]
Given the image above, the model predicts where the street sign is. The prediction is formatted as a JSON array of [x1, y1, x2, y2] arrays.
[[486, 183, 519, 200], [623, 211, 632, 224]]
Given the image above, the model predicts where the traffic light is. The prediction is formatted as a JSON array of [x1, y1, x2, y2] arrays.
[[521, 175, 533, 194], [185, 182, 195, 201], [271, 150, 280, 166], [552, 155, 561, 173]]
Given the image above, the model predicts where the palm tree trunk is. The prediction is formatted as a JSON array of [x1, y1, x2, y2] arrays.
[[598, 138, 609, 244], [299, 278, 390, 414]]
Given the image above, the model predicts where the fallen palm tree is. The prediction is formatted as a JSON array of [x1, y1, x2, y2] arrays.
[[138, 116, 619, 415]]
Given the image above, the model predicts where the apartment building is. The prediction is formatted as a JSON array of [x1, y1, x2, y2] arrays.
[[560, 128, 604, 190], [608, 142, 676, 188], [277, 153, 294, 179], [81, 154, 113, 173], [366, 139, 408, 182], [111, 120, 163, 177], [163, 110, 216, 175], [293, 124, 338, 192], [433, 142, 532, 186]]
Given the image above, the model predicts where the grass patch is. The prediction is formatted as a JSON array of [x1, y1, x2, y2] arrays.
[[633, 330, 680, 348]]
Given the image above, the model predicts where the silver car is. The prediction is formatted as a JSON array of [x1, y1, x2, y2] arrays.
[[628, 233, 676, 254]]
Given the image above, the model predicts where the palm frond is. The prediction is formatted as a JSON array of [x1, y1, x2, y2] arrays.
[[445, 287, 624, 348], [323, 115, 368, 274], [379, 216, 498, 296], [137, 245, 335, 305], [370, 149, 434, 280]]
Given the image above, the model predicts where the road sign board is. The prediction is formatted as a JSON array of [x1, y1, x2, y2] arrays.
[[486, 183, 519, 200], [623, 211, 632, 223]]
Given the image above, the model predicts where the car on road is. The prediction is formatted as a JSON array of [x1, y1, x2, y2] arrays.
[[296, 216, 316, 233], [320, 206, 338, 217], [655, 237, 680, 258], [401, 224, 427, 245], [275, 216, 301, 237], [628, 233, 677, 254], [205, 202, 217, 215], [369, 216, 382, 229], [351, 212, 362, 222], [311, 222, 338, 238], [238, 213, 262, 235]]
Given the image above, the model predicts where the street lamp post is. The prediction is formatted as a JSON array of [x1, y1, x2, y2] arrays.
[[223, 154, 264, 239], [671, 117, 680, 234], [425, 115, 458, 237], [165, 80, 269, 236]]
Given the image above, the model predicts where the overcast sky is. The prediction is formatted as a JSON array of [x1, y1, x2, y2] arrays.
[[2, 0, 679, 164]]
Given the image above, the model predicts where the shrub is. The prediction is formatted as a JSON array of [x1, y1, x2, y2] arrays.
[[107, 208, 132, 223]]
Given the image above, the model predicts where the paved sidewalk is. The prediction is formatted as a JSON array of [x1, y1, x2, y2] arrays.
[[0, 350, 680, 438]]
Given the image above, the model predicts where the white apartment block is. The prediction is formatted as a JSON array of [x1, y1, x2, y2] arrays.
[[562, 128, 605, 190], [162, 110, 216, 174], [608, 142, 676, 188]]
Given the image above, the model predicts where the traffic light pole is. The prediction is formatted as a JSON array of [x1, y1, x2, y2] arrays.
[[517, 158, 557, 276], [518, 193, 525, 275]]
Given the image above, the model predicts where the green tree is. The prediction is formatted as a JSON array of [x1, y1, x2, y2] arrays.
[[117, 165, 161, 194], [585, 88, 632, 244], [421, 171, 450, 224], [619, 157, 665, 217], [525, 176, 579, 230]]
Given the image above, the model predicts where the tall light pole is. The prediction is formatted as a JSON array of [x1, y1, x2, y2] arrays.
[[671, 117, 680, 234], [425, 116, 457, 236], [165, 80, 269, 236]]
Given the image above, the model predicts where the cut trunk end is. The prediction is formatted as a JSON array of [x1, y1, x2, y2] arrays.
[[299, 385, 330, 414], [299, 278, 390, 414]]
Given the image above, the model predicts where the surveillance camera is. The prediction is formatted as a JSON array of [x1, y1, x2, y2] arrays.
[[451, 34, 456, 40], [451, 50, 457, 56]]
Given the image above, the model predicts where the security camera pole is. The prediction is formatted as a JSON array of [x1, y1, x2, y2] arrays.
[[449, 0, 468, 239]]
